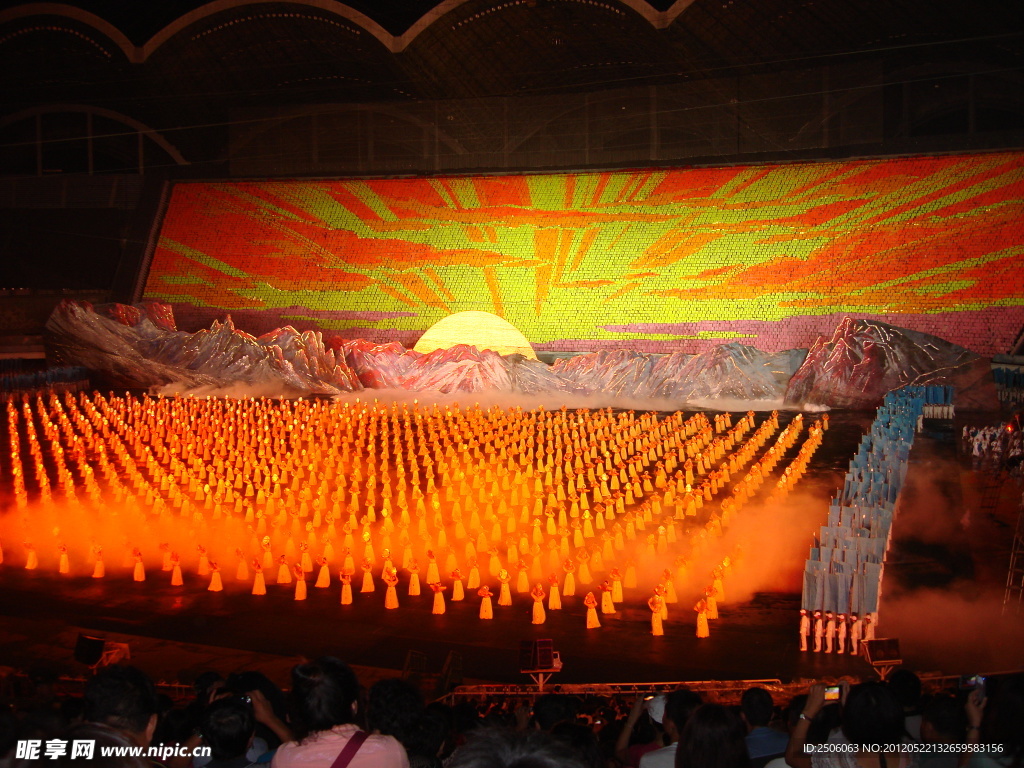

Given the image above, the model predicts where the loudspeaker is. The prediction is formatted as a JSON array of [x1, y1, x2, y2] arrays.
[[74, 634, 106, 667], [519, 639, 557, 671], [519, 640, 535, 671], [862, 638, 901, 664], [535, 639, 554, 669]]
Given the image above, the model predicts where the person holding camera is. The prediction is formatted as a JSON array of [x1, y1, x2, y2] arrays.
[[785, 682, 909, 768], [962, 674, 1024, 768], [163, 681, 292, 768], [199, 698, 260, 768]]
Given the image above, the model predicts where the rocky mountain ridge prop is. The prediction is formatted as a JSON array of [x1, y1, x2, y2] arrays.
[[784, 317, 997, 409], [45, 300, 998, 409]]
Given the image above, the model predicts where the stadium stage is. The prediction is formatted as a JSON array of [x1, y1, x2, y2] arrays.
[[7, 405, 1009, 687]]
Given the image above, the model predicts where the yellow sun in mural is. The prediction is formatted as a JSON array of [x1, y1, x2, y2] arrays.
[[414, 311, 538, 359]]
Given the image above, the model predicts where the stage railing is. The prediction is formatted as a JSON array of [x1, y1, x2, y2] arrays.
[[435, 679, 785, 705], [435, 670, 1024, 705], [0, 672, 194, 704]]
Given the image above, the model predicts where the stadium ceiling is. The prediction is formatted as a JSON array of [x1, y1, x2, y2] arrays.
[[0, 0, 1018, 110]]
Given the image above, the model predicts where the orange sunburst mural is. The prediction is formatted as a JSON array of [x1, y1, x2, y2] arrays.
[[144, 153, 1024, 354]]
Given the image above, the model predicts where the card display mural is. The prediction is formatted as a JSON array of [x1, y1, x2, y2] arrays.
[[143, 152, 1024, 356]]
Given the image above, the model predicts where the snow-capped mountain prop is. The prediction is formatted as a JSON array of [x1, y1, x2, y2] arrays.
[[46, 300, 360, 395], [552, 350, 662, 398], [784, 318, 996, 409], [550, 344, 804, 402], [336, 339, 577, 394]]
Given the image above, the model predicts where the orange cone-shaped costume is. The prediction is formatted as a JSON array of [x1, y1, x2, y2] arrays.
[[531, 583, 546, 625], [314, 557, 330, 588], [208, 562, 224, 592], [497, 569, 512, 607], [197, 546, 211, 577], [584, 592, 600, 629], [649, 594, 664, 636], [340, 570, 353, 605], [478, 585, 494, 619], [430, 582, 447, 615], [252, 560, 267, 595], [547, 574, 562, 610], [706, 585, 719, 620], [407, 560, 421, 596], [277, 555, 292, 585], [599, 581, 615, 615], [91, 546, 105, 579], [451, 569, 465, 601], [170, 553, 183, 586], [695, 598, 710, 638], [562, 559, 576, 597], [360, 559, 375, 592], [383, 567, 399, 609], [132, 549, 145, 582]]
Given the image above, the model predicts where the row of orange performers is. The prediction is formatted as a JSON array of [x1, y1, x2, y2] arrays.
[[2, 392, 826, 636]]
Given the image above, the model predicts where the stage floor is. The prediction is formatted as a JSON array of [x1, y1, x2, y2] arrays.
[[0, 568, 870, 685]]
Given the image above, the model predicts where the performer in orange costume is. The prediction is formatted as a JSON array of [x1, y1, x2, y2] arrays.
[[383, 567, 400, 609], [339, 569, 353, 605], [478, 585, 494, 620], [497, 568, 513, 607], [293, 563, 307, 601], [531, 583, 547, 625], [649, 593, 665, 636], [584, 592, 600, 629], [430, 582, 447, 615], [547, 573, 562, 610], [694, 596, 709, 638], [599, 580, 615, 615]]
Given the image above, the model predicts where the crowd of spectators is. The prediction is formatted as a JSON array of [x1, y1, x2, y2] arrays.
[[962, 423, 1023, 472], [1, 662, 1021, 768]]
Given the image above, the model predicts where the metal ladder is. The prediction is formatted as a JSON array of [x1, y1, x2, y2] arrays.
[[979, 472, 1007, 516], [402, 649, 428, 682], [1003, 497, 1024, 615], [434, 650, 464, 697]]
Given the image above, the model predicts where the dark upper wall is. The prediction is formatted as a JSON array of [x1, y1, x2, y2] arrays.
[[0, 0, 1019, 178], [0, 0, 1020, 298]]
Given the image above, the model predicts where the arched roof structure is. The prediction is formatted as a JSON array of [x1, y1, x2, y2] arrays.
[[0, 0, 1017, 169], [0, 0, 710, 60]]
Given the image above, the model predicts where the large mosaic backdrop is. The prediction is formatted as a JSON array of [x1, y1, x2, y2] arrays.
[[143, 153, 1024, 355]]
